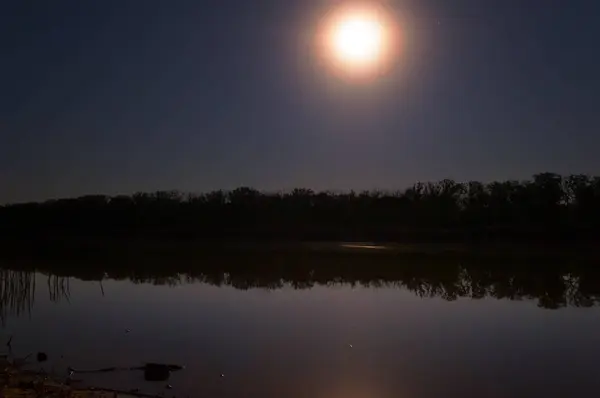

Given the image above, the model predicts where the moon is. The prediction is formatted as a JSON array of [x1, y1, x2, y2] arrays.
[[331, 13, 384, 66], [316, 2, 400, 80]]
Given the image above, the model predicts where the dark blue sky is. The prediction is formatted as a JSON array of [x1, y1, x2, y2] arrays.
[[1, 0, 599, 203]]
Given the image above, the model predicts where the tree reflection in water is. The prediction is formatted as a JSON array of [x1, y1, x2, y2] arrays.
[[1, 248, 600, 312]]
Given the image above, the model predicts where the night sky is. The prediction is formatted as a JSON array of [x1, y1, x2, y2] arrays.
[[1, 0, 599, 203]]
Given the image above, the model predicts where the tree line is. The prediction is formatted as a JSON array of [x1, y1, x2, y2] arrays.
[[1, 172, 600, 242]]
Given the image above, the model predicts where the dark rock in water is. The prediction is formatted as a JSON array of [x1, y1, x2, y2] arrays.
[[144, 363, 171, 381], [36, 352, 48, 362]]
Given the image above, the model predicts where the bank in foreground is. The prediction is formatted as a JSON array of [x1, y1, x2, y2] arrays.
[[1, 355, 179, 398]]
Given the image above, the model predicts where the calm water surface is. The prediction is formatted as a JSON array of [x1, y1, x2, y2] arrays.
[[2, 265, 600, 398]]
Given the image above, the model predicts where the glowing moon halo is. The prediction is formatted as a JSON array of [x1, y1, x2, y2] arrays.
[[331, 15, 384, 66], [316, 2, 399, 80]]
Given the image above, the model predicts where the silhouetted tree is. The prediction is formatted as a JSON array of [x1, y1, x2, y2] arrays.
[[1, 173, 600, 242]]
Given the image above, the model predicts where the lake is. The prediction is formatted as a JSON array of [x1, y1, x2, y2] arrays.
[[2, 244, 600, 398]]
